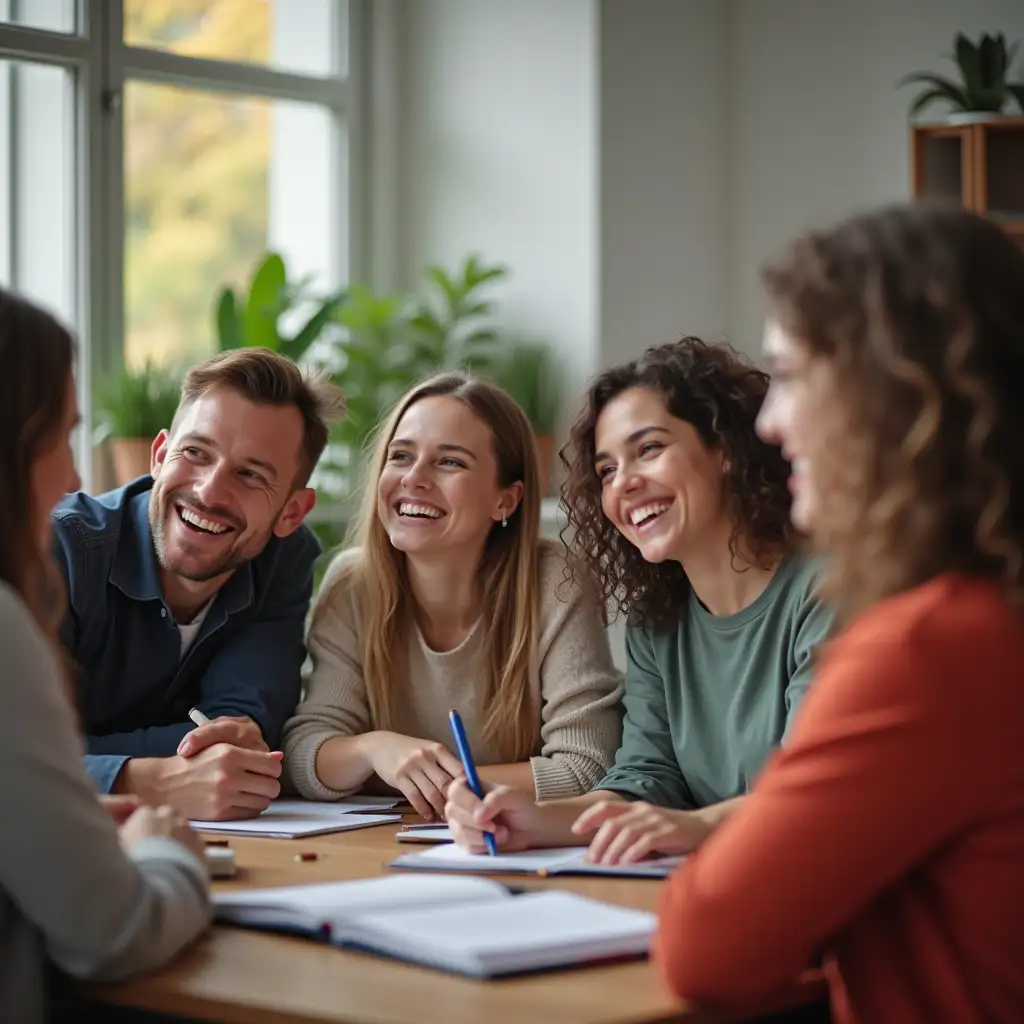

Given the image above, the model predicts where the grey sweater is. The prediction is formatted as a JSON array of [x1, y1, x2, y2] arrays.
[[0, 582, 211, 1022]]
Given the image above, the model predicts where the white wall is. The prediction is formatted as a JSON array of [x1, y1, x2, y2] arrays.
[[728, 0, 1024, 354], [399, 0, 600, 421], [393, 0, 1024, 366], [600, 0, 729, 369]]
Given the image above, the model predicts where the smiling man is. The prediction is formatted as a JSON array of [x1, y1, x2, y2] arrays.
[[53, 348, 346, 819]]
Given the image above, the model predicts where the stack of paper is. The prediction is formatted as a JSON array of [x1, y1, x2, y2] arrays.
[[191, 798, 402, 838], [390, 842, 684, 878]]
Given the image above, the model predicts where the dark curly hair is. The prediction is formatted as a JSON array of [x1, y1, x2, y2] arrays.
[[560, 337, 795, 628], [762, 201, 1024, 625]]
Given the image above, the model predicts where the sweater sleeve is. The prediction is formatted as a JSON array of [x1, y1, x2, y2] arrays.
[[0, 589, 210, 982], [530, 554, 624, 800], [281, 557, 373, 800], [654, 607, 994, 1013], [592, 626, 698, 808]]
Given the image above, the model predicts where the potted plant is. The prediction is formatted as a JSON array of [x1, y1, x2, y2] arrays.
[[490, 341, 562, 496], [94, 361, 183, 486], [899, 32, 1024, 122]]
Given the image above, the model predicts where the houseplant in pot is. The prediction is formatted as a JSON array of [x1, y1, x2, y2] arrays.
[[490, 341, 562, 496], [94, 361, 183, 486], [899, 32, 1024, 122]]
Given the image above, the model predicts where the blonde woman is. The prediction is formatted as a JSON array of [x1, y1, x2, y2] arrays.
[[282, 374, 623, 820]]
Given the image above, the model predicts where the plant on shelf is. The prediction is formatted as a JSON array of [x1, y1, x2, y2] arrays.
[[215, 251, 346, 360], [898, 32, 1024, 119], [93, 361, 183, 486], [488, 341, 562, 496]]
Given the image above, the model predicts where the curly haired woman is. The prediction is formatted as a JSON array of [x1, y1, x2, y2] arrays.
[[655, 204, 1024, 1023], [444, 337, 834, 865]]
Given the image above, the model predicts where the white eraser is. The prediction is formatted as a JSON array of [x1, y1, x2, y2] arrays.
[[205, 846, 237, 878]]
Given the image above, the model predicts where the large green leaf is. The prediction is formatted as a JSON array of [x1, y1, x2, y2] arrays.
[[954, 33, 983, 94], [244, 252, 287, 349], [280, 289, 346, 362], [215, 287, 242, 350]]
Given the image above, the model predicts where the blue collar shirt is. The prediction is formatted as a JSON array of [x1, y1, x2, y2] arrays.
[[52, 476, 321, 792]]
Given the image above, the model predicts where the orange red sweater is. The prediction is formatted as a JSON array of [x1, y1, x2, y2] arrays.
[[656, 574, 1024, 1023]]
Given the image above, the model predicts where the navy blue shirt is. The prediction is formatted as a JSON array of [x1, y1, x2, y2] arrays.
[[52, 476, 321, 793]]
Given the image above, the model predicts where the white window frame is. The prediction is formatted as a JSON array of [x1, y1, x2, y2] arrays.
[[0, 0, 364, 491]]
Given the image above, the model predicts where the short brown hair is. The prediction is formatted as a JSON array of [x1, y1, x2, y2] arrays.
[[762, 201, 1024, 623], [176, 347, 346, 487], [561, 337, 794, 628]]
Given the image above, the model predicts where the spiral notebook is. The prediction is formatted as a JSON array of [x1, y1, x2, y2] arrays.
[[213, 874, 655, 978]]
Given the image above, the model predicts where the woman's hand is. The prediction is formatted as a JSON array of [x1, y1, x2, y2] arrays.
[[119, 804, 205, 861], [572, 800, 712, 865], [98, 793, 143, 824], [369, 732, 465, 821], [445, 778, 542, 853]]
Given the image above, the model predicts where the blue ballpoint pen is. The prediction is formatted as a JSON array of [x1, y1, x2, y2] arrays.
[[448, 708, 498, 856]]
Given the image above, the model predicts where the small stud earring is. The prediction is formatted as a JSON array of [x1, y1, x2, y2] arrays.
[[501, 516, 508, 528]]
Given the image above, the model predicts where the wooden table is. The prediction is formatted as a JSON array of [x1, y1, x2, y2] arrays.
[[83, 815, 720, 1024]]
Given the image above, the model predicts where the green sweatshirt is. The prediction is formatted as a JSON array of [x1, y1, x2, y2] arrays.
[[594, 553, 834, 810]]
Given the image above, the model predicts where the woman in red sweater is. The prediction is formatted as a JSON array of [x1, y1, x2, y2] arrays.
[[656, 202, 1024, 1024]]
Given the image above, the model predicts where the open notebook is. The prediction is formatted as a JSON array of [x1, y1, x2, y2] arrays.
[[391, 842, 685, 878], [191, 798, 402, 838], [214, 874, 655, 978]]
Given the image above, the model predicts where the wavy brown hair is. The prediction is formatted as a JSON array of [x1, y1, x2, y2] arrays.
[[561, 337, 794, 628], [0, 288, 75, 642], [762, 201, 1024, 624]]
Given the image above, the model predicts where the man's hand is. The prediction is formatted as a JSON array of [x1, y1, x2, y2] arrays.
[[571, 800, 711, 865], [368, 732, 465, 822], [98, 793, 143, 824], [177, 715, 268, 757], [118, 744, 283, 821]]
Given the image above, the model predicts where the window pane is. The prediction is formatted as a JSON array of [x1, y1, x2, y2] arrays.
[[0, 58, 86, 480], [0, 59, 76, 323], [123, 81, 339, 370], [0, 0, 77, 34], [123, 0, 344, 78]]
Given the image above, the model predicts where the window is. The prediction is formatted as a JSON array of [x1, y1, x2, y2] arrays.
[[0, 1, 353, 490]]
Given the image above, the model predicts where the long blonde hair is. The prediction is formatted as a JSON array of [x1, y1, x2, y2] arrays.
[[339, 373, 543, 761]]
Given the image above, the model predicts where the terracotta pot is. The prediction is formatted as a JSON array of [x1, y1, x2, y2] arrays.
[[109, 438, 153, 487], [535, 434, 555, 497]]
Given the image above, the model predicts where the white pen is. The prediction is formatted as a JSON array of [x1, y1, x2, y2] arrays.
[[188, 707, 212, 728]]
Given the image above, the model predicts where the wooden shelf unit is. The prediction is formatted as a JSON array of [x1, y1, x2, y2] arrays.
[[911, 116, 1024, 237]]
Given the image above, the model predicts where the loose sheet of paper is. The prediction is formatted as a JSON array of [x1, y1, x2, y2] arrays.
[[192, 798, 402, 837]]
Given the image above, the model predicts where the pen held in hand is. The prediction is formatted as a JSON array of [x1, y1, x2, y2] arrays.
[[188, 707, 212, 728], [448, 708, 497, 857]]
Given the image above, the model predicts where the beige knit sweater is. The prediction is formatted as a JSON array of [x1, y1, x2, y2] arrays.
[[282, 542, 624, 801]]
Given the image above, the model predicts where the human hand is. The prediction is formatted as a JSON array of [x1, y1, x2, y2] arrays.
[[177, 715, 268, 757], [444, 778, 542, 853], [572, 800, 709, 865], [123, 744, 283, 821], [369, 732, 464, 821], [98, 793, 143, 824], [119, 804, 205, 861]]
